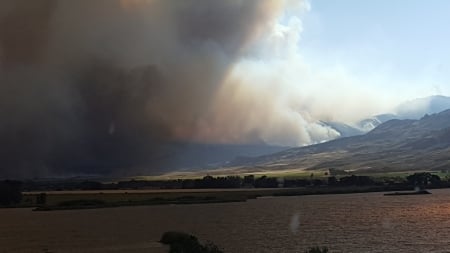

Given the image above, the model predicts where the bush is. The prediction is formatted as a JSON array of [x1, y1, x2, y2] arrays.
[[305, 246, 329, 253], [160, 231, 223, 253]]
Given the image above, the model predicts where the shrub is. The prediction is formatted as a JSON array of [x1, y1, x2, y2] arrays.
[[304, 246, 329, 253], [160, 231, 223, 253]]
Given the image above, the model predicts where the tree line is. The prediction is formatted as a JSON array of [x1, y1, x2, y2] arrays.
[[1, 172, 447, 206], [13, 172, 445, 192]]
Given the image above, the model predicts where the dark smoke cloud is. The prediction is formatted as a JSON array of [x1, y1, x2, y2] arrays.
[[0, 0, 288, 178]]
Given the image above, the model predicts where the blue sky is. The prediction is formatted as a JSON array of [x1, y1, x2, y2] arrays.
[[299, 0, 450, 98]]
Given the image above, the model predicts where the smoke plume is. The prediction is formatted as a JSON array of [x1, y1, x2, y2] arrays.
[[0, 0, 392, 178]]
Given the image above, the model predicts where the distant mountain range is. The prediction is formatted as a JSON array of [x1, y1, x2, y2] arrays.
[[396, 95, 450, 119], [323, 95, 450, 138], [229, 109, 450, 173]]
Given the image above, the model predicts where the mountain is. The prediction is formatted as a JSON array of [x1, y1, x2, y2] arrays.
[[326, 96, 450, 138], [229, 109, 450, 173], [395, 95, 450, 119], [323, 114, 398, 139], [355, 114, 398, 132], [320, 121, 364, 138]]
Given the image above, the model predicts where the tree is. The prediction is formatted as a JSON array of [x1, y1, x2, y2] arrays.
[[406, 172, 434, 187], [255, 176, 278, 188], [327, 176, 337, 186], [339, 175, 375, 186], [243, 175, 255, 187], [430, 174, 441, 186]]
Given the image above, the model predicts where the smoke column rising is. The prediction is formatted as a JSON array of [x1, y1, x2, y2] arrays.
[[0, 0, 392, 177]]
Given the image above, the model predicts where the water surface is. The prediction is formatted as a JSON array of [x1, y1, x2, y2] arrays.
[[2, 189, 450, 253]]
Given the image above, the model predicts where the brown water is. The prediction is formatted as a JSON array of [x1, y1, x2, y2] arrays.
[[2, 189, 450, 253]]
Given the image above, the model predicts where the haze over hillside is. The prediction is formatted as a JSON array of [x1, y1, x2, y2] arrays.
[[323, 95, 450, 138], [395, 95, 450, 119], [229, 109, 450, 173]]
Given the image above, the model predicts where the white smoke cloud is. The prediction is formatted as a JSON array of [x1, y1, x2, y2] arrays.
[[188, 1, 398, 146]]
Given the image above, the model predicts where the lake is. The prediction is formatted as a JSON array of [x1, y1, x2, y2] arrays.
[[2, 189, 450, 252]]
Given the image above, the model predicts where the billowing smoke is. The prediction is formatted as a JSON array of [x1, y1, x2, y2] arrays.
[[0, 0, 393, 178]]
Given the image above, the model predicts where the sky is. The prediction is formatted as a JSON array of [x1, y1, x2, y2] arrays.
[[300, 0, 450, 99], [1, 0, 450, 177]]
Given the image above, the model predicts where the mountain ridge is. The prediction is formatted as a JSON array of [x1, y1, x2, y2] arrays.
[[323, 95, 450, 139], [228, 109, 450, 173]]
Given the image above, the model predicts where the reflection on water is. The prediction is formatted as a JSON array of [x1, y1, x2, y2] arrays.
[[2, 189, 450, 253]]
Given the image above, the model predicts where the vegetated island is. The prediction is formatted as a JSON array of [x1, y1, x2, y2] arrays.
[[0, 171, 445, 211]]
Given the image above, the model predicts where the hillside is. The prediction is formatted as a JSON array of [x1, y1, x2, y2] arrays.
[[324, 96, 450, 138], [229, 109, 450, 173]]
